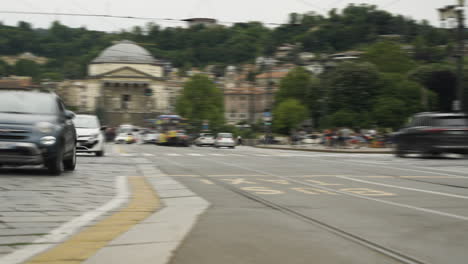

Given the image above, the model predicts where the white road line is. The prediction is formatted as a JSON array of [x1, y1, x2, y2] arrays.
[[205, 158, 468, 221], [120, 153, 136, 157], [167, 153, 182, 156], [0, 176, 129, 264], [142, 153, 154, 157], [209, 154, 225, 156], [338, 176, 468, 200], [188, 153, 204, 156]]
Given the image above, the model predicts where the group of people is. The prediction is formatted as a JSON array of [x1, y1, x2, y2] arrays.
[[321, 128, 390, 148], [288, 128, 392, 149]]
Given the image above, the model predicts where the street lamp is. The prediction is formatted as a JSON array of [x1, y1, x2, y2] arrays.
[[438, 1, 466, 113]]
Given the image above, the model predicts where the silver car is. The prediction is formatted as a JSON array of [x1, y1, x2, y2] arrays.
[[214, 133, 236, 149]]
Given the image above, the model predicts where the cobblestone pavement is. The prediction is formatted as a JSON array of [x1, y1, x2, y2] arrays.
[[0, 145, 139, 259]]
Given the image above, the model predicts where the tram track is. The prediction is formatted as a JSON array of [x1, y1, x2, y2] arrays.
[[149, 152, 429, 264]]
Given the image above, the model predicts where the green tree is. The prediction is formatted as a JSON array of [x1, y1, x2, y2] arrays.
[[325, 62, 382, 114], [175, 74, 224, 131], [363, 41, 416, 74], [322, 110, 359, 128], [273, 99, 308, 134], [409, 64, 456, 112], [13, 59, 41, 80], [276, 67, 320, 124], [372, 97, 407, 129]]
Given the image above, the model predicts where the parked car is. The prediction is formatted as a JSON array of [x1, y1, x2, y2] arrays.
[[301, 134, 321, 144], [74, 114, 105, 156], [214, 133, 236, 148], [393, 112, 468, 157], [142, 129, 159, 144], [0, 91, 77, 175], [195, 133, 215, 146]]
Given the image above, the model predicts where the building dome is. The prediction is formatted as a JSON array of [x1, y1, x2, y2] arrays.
[[92, 40, 157, 64]]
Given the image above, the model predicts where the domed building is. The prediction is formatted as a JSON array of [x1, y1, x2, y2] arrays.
[[86, 40, 170, 126]]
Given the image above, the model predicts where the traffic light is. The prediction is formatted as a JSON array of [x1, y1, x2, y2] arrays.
[[144, 88, 153, 96]]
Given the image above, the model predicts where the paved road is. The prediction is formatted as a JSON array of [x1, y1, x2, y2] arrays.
[[1, 144, 468, 263], [133, 144, 468, 264]]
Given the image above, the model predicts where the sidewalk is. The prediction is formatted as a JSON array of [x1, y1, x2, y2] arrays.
[[255, 144, 393, 154]]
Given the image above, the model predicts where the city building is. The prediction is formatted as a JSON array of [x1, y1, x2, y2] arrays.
[[1, 52, 48, 65], [224, 85, 275, 125], [56, 40, 174, 127], [0, 76, 38, 90]]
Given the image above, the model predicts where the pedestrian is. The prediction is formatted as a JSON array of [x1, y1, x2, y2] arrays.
[[237, 135, 243, 145]]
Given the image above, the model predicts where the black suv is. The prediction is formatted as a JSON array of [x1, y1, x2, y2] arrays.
[[393, 112, 468, 157], [0, 91, 77, 175]]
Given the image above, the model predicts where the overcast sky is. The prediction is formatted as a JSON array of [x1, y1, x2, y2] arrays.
[[0, 0, 459, 31]]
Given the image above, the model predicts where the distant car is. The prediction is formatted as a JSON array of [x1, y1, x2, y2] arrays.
[[214, 133, 236, 148], [393, 112, 468, 157], [142, 129, 159, 144], [115, 133, 135, 144], [195, 133, 215, 146], [0, 91, 77, 175], [74, 115, 105, 156], [301, 134, 321, 144]]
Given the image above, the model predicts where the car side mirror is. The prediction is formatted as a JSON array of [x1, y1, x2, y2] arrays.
[[100, 126, 107, 131], [65, 110, 75, 120]]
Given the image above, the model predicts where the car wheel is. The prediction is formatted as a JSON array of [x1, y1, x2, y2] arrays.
[[96, 150, 105, 157], [47, 147, 64, 176], [63, 145, 77, 171]]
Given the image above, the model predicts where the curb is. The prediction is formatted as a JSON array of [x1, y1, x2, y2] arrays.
[[83, 163, 210, 264], [255, 145, 393, 154]]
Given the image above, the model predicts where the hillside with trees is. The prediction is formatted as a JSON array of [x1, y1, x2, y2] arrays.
[[0, 4, 453, 80]]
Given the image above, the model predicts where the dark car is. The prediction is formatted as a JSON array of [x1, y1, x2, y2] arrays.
[[0, 91, 77, 175], [393, 112, 468, 157]]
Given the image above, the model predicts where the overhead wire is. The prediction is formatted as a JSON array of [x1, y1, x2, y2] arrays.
[[0, 10, 284, 26]]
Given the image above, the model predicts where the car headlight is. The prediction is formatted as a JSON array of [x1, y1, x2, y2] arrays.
[[35, 122, 56, 134], [40, 136, 56, 145]]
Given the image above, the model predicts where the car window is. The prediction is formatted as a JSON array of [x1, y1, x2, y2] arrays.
[[0, 92, 58, 114], [218, 133, 233, 138], [434, 116, 468, 127], [74, 116, 100, 128]]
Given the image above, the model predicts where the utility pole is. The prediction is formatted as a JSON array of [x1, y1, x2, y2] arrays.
[[439, 0, 466, 113]]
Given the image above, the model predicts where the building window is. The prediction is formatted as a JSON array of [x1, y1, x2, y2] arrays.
[[122, 94, 131, 110]]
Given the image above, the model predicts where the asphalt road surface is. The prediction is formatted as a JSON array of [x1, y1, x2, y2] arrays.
[[1, 144, 468, 264]]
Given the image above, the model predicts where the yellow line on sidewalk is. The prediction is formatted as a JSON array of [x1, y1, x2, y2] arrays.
[[25, 176, 160, 264]]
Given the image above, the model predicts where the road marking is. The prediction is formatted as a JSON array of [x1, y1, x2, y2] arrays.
[[292, 187, 338, 195], [260, 179, 291, 185], [305, 180, 342, 186], [167, 153, 182, 156], [205, 158, 468, 221], [21, 176, 159, 264], [241, 187, 284, 195], [339, 176, 468, 199], [0, 176, 130, 264], [209, 154, 225, 156], [340, 188, 396, 197], [121, 153, 136, 157], [142, 153, 154, 157], [188, 153, 203, 156], [200, 179, 214, 185], [223, 178, 257, 185]]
